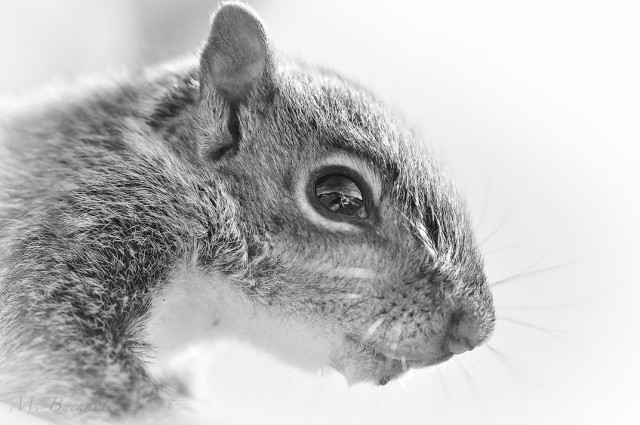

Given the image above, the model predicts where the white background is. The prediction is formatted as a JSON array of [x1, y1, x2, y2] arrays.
[[1, 1, 639, 424]]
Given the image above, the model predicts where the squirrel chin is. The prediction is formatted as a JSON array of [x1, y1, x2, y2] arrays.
[[329, 339, 405, 386], [329, 336, 455, 386]]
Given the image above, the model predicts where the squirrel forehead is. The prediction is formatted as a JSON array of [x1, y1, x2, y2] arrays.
[[272, 67, 457, 197], [263, 65, 418, 170], [278, 66, 390, 126]]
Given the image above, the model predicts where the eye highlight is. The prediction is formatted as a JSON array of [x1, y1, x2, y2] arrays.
[[314, 173, 367, 219]]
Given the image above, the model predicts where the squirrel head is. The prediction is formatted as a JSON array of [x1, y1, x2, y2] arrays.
[[194, 2, 495, 385]]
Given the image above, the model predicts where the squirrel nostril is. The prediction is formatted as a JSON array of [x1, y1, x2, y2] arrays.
[[447, 335, 473, 355], [445, 310, 482, 355]]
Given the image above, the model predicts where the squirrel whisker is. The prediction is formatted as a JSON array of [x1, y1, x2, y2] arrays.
[[490, 258, 584, 287]]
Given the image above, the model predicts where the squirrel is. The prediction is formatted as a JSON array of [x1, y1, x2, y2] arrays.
[[0, 2, 495, 424]]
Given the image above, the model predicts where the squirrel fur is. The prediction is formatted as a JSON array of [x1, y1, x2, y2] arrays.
[[0, 2, 495, 423]]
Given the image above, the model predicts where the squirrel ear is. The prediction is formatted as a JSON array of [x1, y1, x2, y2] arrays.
[[200, 2, 272, 103]]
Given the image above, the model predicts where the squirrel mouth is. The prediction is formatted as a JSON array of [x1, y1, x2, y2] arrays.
[[346, 334, 452, 365], [330, 335, 453, 385]]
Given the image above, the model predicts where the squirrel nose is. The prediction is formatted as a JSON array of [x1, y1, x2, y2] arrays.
[[445, 311, 483, 355]]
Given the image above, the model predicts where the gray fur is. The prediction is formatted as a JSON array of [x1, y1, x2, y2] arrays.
[[0, 1, 494, 423]]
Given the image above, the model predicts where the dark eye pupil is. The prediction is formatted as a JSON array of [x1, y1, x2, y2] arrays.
[[315, 174, 367, 218]]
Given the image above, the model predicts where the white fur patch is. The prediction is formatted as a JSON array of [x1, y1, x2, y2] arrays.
[[143, 266, 340, 385], [143, 267, 249, 379]]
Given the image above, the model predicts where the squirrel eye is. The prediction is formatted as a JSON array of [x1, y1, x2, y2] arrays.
[[314, 174, 367, 218]]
